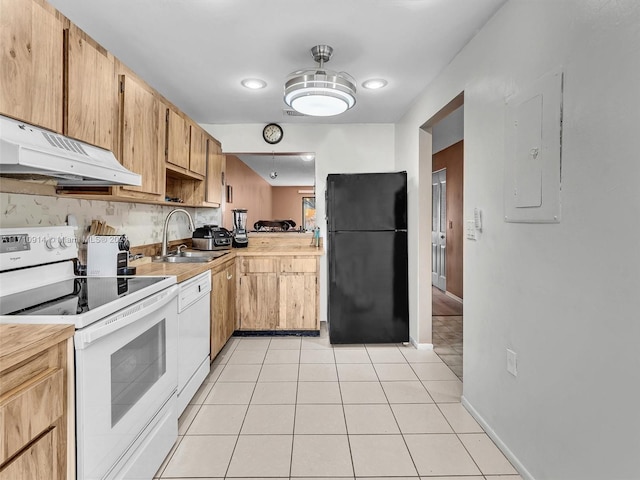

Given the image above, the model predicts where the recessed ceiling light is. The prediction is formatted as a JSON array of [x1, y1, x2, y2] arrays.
[[241, 78, 267, 89], [362, 78, 388, 90]]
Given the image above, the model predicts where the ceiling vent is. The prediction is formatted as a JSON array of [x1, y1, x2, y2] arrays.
[[283, 109, 309, 117]]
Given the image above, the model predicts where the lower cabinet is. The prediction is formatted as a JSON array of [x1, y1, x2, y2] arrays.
[[0, 326, 73, 480], [210, 258, 237, 359], [237, 255, 319, 331]]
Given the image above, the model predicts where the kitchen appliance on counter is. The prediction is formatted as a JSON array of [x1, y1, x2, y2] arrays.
[[0, 226, 179, 480], [192, 225, 232, 250], [86, 234, 131, 276], [326, 172, 409, 344], [232, 208, 249, 248]]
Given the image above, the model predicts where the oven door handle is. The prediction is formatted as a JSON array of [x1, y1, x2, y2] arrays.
[[75, 285, 179, 349]]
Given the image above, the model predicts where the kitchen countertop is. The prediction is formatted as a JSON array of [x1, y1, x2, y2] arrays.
[[135, 245, 323, 283], [0, 324, 75, 372]]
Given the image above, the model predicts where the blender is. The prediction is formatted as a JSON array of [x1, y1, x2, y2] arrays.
[[232, 209, 249, 248]]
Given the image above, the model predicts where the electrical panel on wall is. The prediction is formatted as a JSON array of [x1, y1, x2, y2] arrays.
[[504, 68, 563, 223]]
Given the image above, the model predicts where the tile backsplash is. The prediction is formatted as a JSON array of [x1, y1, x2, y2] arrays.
[[0, 192, 221, 247]]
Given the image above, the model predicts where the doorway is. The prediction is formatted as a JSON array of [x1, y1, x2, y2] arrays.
[[429, 104, 464, 380], [432, 169, 447, 291]]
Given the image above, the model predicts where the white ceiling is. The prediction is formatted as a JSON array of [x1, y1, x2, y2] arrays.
[[48, 0, 505, 186], [49, 0, 506, 126]]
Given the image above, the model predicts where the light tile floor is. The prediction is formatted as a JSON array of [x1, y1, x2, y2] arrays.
[[155, 325, 520, 480]]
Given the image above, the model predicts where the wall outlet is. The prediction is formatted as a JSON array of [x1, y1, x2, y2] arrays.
[[506, 348, 518, 376]]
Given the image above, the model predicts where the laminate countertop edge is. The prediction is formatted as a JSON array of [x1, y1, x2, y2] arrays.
[[135, 247, 323, 283]]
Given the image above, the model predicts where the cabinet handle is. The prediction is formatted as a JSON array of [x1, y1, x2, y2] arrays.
[[227, 273, 233, 280]]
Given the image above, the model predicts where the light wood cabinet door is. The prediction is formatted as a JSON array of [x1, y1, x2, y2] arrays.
[[119, 74, 165, 197], [225, 263, 237, 337], [0, 428, 57, 480], [166, 108, 190, 170], [0, 368, 63, 463], [210, 267, 228, 358], [238, 273, 278, 330], [65, 23, 117, 151], [237, 255, 319, 331], [189, 124, 206, 177], [205, 138, 224, 206], [0, 327, 73, 480], [278, 274, 318, 330], [210, 262, 238, 358], [0, 0, 64, 132]]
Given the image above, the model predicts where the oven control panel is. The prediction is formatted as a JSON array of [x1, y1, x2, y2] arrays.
[[0, 226, 78, 271], [0, 233, 30, 254]]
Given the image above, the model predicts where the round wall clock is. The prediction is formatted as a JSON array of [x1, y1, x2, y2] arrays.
[[262, 123, 283, 144]]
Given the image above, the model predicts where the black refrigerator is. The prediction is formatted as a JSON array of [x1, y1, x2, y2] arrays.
[[326, 171, 409, 344]]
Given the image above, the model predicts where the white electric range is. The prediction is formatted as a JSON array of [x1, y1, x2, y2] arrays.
[[0, 225, 179, 480]]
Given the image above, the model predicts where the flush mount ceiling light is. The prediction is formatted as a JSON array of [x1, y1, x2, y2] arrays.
[[241, 78, 267, 89], [284, 45, 356, 117], [362, 78, 388, 90]]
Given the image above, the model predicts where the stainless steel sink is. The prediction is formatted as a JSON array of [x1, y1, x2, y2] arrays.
[[158, 256, 214, 263], [152, 250, 229, 263], [179, 250, 229, 258]]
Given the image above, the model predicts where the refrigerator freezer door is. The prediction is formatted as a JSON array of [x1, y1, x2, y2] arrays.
[[327, 172, 407, 232], [328, 230, 409, 343]]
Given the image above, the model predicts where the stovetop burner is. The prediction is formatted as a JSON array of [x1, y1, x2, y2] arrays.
[[1, 276, 169, 316]]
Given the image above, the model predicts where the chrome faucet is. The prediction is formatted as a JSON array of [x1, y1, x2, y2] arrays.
[[161, 208, 195, 257]]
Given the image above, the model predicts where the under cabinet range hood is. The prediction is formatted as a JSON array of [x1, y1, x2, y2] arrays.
[[0, 114, 142, 186]]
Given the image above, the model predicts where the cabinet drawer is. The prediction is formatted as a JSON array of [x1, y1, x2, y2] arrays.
[[0, 368, 63, 464], [0, 428, 57, 480], [239, 258, 277, 273], [279, 257, 317, 273]]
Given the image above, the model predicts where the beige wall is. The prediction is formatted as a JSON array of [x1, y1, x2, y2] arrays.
[[272, 186, 314, 230], [223, 155, 272, 231]]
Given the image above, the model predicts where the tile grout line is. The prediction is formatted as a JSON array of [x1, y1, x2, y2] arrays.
[[221, 337, 267, 479]]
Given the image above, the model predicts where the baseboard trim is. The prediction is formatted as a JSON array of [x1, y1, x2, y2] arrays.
[[445, 291, 463, 303], [461, 396, 535, 480], [409, 336, 434, 350]]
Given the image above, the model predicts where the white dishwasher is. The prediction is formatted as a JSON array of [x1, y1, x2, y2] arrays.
[[177, 270, 212, 415]]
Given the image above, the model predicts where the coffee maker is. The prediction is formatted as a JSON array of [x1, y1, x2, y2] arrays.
[[232, 209, 249, 248]]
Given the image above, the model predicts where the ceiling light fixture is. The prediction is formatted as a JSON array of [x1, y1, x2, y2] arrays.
[[284, 45, 356, 117], [269, 152, 278, 179], [241, 78, 267, 89], [302, 154, 315, 162], [362, 78, 388, 90]]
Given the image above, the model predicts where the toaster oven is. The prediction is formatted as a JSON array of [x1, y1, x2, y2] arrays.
[[191, 225, 232, 250]]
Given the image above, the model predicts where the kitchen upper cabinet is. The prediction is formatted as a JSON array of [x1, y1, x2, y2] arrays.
[[0, 0, 65, 132], [205, 137, 224, 206], [166, 108, 191, 171], [189, 124, 207, 177], [210, 258, 237, 359], [118, 71, 165, 199], [65, 23, 117, 151]]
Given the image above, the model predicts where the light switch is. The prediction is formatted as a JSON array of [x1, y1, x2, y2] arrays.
[[466, 221, 476, 240]]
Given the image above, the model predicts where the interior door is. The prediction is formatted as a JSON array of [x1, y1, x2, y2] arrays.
[[432, 169, 446, 291]]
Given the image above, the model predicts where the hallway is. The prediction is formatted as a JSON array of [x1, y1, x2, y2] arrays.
[[432, 286, 464, 379], [155, 326, 519, 479]]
